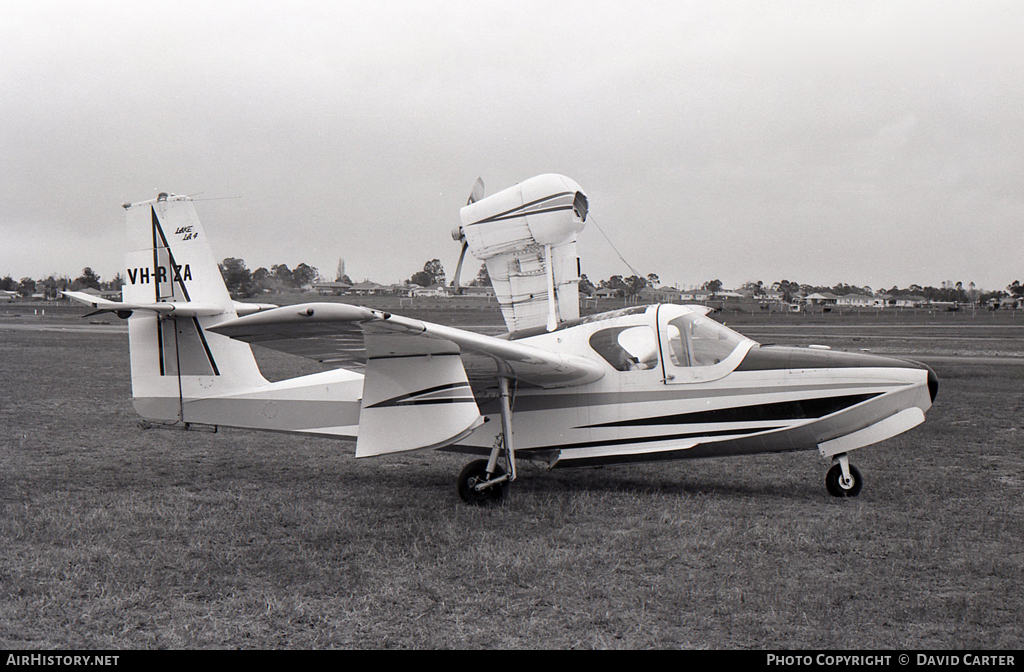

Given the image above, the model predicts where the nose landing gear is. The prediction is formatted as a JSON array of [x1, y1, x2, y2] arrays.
[[826, 453, 863, 497]]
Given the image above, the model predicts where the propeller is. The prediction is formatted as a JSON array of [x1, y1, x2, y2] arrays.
[[453, 240, 469, 290], [453, 178, 484, 289], [467, 177, 485, 205]]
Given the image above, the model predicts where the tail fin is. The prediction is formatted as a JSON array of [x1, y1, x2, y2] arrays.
[[123, 193, 268, 423]]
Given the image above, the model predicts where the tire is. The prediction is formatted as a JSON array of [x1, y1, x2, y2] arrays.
[[458, 459, 507, 505], [826, 463, 863, 498]]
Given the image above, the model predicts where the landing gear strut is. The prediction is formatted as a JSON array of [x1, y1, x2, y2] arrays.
[[458, 377, 517, 505], [826, 453, 863, 497]]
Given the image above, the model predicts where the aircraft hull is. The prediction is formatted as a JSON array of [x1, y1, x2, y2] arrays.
[[458, 348, 935, 468]]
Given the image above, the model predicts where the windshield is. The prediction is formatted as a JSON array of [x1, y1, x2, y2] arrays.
[[665, 314, 745, 367]]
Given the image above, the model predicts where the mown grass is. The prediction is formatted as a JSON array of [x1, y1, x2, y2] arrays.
[[1, 321, 1022, 649]]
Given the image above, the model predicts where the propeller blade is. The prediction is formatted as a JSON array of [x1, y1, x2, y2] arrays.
[[466, 177, 485, 205], [453, 240, 469, 289]]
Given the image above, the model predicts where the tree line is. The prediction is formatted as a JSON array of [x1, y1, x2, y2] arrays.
[[5, 261, 1023, 306], [217, 258, 320, 298], [0, 267, 114, 298], [735, 279, 1024, 305]]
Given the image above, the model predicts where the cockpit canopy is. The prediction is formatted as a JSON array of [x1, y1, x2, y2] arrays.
[[588, 306, 751, 372]]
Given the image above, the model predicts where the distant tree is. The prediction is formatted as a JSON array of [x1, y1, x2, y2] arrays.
[[271, 264, 294, 288], [1009, 280, 1023, 299], [292, 263, 319, 288], [0, 275, 14, 291], [219, 257, 256, 298], [623, 275, 648, 301], [76, 267, 101, 290], [424, 259, 445, 286], [701, 279, 723, 296], [470, 263, 490, 287], [579, 273, 596, 295], [17, 277, 36, 297], [410, 259, 445, 287], [646, 273, 660, 288], [980, 290, 1007, 306], [252, 267, 273, 293]]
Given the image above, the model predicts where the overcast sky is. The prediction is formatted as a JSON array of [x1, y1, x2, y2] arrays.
[[2, 0, 1022, 292]]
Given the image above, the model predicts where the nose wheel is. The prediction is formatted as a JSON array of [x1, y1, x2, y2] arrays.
[[826, 454, 863, 497]]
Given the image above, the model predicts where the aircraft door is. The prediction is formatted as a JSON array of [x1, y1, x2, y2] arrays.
[[656, 305, 752, 384]]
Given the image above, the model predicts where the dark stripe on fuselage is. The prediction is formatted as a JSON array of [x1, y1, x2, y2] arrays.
[[579, 392, 881, 428], [366, 382, 473, 409]]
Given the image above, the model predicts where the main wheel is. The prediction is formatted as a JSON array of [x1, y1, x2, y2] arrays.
[[826, 463, 863, 497], [458, 459, 507, 505]]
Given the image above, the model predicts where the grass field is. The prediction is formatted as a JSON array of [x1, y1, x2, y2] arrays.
[[1, 307, 1022, 649]]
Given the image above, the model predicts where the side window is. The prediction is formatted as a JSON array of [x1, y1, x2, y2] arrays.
[[590, 326, 659, 371], [667, 315, 744, 367], [666, 322, 691, 367]]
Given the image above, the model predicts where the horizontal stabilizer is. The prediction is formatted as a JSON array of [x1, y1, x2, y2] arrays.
[[63, 291, 225, 318], [63, 292, 276, 319]]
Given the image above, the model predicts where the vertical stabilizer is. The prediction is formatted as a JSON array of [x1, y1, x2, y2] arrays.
[[123, 193, 268, 423]]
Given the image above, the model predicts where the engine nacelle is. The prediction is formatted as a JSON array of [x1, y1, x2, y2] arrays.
[[459, 174, 587, 259], [457, 174, 588, 333]]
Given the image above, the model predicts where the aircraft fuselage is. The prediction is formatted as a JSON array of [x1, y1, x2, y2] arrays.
[[458, 304, 936, 469]]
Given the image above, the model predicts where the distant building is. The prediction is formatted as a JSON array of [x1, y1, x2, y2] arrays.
[[348, 281, 387, 296], [312, 281, 352, 295], [458, 285, 495, 298], [679, 289, 713, 302], [410, 284, 450, 298], [892, 295, 927, 308], [639, 286, 682, 303], [836, 294, 874, 308], [805, 292, 839, 306]]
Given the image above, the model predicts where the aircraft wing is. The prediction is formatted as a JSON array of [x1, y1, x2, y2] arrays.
[[209, 302, 603, 458], [207, 302, 605, 389]]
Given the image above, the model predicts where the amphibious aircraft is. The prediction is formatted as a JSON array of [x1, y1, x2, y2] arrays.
[[64, 174, 937, 504]]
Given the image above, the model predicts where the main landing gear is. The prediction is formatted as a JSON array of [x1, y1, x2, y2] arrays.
[[458, 377, 517, 506], [826, 453, 863, 497]]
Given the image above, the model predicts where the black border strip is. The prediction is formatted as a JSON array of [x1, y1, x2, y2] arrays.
[[580, 393, 881, 429], [468, 191, 574, 226], [366, 382, 474, 409]]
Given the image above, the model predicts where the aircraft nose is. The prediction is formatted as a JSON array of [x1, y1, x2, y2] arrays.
[[927, 365, 938, 403]]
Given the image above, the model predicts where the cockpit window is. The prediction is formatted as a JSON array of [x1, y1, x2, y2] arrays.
[[666, 314, 744, 367], [590, 326, 659, 371]]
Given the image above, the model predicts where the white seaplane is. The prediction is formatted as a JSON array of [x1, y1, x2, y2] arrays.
[[64, 174, 937, 504]]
